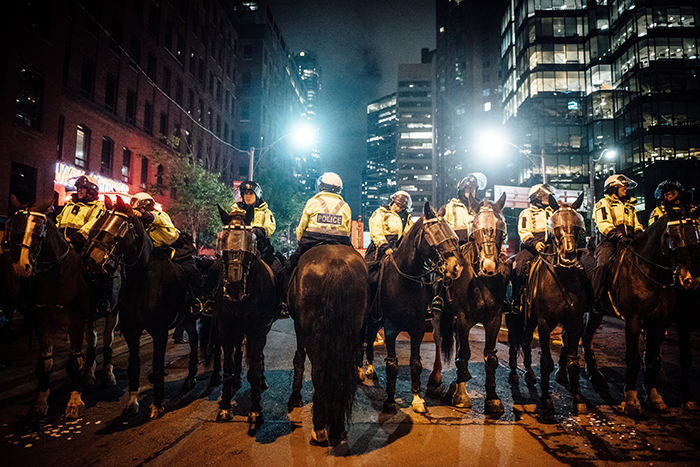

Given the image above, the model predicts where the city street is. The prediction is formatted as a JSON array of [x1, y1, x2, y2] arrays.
[[1, 314, 699, 466]]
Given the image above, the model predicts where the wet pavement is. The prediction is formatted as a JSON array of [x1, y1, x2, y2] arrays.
[[1, 314, 699, 466]]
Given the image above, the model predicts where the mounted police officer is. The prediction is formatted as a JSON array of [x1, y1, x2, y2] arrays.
[[591, 174, 643, 306], [56, 175, 105, 252], [429, 173, 487, 314], [511, 183, 557, 314], [366, 190, 413, 263], [286, 172, 352, 272], [649, 180, 692, 226], [230, 181, 277, 268], [130, 192, 204, 312]]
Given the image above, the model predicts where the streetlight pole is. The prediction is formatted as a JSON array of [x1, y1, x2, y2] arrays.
[[588, 148, 616, 234], [248, 146, 255, 181], [540, 148, 547, 185]]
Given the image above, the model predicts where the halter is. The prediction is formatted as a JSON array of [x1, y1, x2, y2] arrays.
[[220, 223, 258, 301], [423, 217, 460, 279], [4, 210, 70, 274], [84, 210, 141, 274], [469, 205, 506, 275], [549, 206, 585, 268]]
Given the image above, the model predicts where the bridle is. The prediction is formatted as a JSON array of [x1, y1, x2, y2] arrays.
[[469, 204, 506, 276], [4, 210, 70, 274], [219, 222, 258, 301], [549, 206, 584, 268], [83, 209, 141, 274]]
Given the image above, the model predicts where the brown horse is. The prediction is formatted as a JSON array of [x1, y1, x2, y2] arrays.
[[4, 197, 88, 419]]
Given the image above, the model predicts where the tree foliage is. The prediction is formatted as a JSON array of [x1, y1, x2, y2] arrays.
[[149, 141, 232, 250]]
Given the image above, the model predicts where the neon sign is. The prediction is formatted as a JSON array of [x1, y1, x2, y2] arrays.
[[55, 162, 130, 194]]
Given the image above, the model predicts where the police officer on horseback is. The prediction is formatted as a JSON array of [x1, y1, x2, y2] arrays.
[[511, 183, 557, 315], [230, 181, 277, 268], [648, 180, 694, 226], [591, 174, 643, 307], [429, 173, 487, 314], [56, 175, 105, 251], [366, 190, 413, 262], [130, 192, 205, 313], [286, 172, 352, 272]]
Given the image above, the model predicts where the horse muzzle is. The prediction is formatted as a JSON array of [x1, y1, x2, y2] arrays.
[[444, 255, 463, 280], [12, 260, 33, 278], [678, 266, 700, 290], [480, 257, 498, 276]]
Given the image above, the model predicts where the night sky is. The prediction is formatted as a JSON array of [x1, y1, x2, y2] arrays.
[[265, 0, 436, 215]]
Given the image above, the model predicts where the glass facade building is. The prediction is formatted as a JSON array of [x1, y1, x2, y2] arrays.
[[363, 94, 398, 222]]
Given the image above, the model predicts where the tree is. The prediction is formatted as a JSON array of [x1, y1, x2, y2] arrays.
[[149, 140, 232, 250]]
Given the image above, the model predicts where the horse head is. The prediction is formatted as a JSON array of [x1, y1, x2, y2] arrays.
[[467, 192, 507, 276], [663, 206, 700, 289], [549, 193, 586, 267], [82, 195, 141, 275], [5, 195, 55, 278], [217, 204, 257, 301], [421, 202, 463, 280]]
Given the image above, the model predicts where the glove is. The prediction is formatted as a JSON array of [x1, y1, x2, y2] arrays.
[[386, 248, 394, 256], [607, 229, 624, 243], [620, 236, 632, 245], [68, 232, 87, 252], [535, 242, 545, 253], [252, 227, 266, 239]]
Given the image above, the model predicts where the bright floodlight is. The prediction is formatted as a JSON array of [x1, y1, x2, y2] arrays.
[[478, 128, 509, 157], [290, 122, 317, 149]]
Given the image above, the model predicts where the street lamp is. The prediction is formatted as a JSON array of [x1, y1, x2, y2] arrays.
[[246, 123, 317, 180], [480, 132, 548, 184], [588, 148, 616, 233]]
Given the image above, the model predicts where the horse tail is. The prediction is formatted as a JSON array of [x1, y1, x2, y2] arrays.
[[312, 259, 364, 432], [439, 309, 455, 360]]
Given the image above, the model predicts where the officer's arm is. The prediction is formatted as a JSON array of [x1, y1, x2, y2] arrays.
[[594, 199, 616, 236], [518, 210, 534, 247], [369, 210, 388, 246], [296, 201, 312, 241], [264, 209, 276, 237], [341, 204, 352, 237]]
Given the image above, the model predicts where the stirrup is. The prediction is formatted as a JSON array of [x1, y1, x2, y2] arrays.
[[201, 300, 215, 317], [190, 298, 204, 314], [429, 296, 443, 315]]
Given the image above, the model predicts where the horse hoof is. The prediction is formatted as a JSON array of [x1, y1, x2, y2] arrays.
[[209, 375, 222, 387], [217, 409, 233, 421], [366, 365, 377, 380], [428, 371, 442, 390], [508, 371, 519, 385], [574, 402, 588, 414], [356, 366, 365, 382], [412, 395, 427, 413], [621, 390, 643, 416], [148, 404, 165, 419], [555, 367, 569, 385], [382, 400, 397, 414], [181, 377, 196, 393], [485, 399, 505, 416], [123, 402, 140, 417], [452, 393, 472, 409], [525, 369, 537, 383], [82, 373, 96, 387], [102, 366, 117, 388], [537, 398, 554, 415], [648, 388, 668, 412], [248, 411, 263, 427], [682, 399, 700, 411], [588, 368, 609, 390], [30, 404, 49, 420], [310, 429, 328, 447]]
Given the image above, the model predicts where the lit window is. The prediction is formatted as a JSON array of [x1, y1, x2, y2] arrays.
[[484, 102, 491, 112]]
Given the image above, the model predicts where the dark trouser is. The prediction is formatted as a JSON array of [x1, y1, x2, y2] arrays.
[[512, 248, 537, 309], [591, 239, 616, 300], [286, 232, 352, 272]]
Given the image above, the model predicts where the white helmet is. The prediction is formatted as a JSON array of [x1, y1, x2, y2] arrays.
[[528, 183, 556, 204], [458, 173, 487, 193], [390, 191, 412, 211], [130, 192, 156, 210], [316, 172, 343, 193], [604, 174, 638, 192]]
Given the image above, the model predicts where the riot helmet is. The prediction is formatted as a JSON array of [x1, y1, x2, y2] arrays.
[[316, 172, 343, 194]]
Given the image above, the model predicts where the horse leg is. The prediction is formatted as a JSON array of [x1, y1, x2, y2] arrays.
[[123, 329, 142, 416], [582, 311, 608, 389], [621, 317, 644, 416], [506, 313, 523, 384], [409, 329, 426, 413], [453, 319, 472, 408], [555, 329, 569, 385], [537, 323, 555, 414], [31, 332, 53, 419], [679, 325, 698, 410], [147, 328, 169, 419], [644, 326, 668, 412], [364, 321, 379, 381], [382, 324, 400, 413], [523, 321, 537, 383], [428, 312, 443, 391], [101, 312, 118, 387], [288, 322, 306, 410], [82, 321, 98, 386], [181, 316, 199, 392], [246, 331, 267, 428], [217, 332, 239, 421], [483, 316, 504, 416], [564, 326, 586, 414], [64, 319, 86, 420]]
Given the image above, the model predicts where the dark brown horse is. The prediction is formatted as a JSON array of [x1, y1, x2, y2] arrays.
[[364, 202, 463, 413], [433, 193, 509, 416], [212, 207, 278, 427], [82, 197, 196, 418], [4, 197, 88, 419], [287, 244, 368, 446], [513, 193, 592, 414]]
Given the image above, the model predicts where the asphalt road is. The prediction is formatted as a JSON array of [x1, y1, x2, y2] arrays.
[[1, 314, 699, 466]]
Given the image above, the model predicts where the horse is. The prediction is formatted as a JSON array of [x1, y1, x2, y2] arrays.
[[587, 206, 700, 415], [212, 207, 278, 426], [433, 193, 510, 416], [512, 193, 592, 414], [3, 196, 88, 419], [287, 243, 368, 445], [364, 202, 463, 413], [82, 196, 198, 418]]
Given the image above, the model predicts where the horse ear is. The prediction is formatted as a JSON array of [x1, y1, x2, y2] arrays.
[[495, 192, 507, 211], [423, 201, 436, 219], [104, 195, 114, 211], [115, 194, 127, 212], [9, 194, 25, 215], [35, 198, 55, 215], [467, 193, 480, 214], [218, 204, 233, 225], [572, 193, 584, 210], [549, 194, 559, 212]]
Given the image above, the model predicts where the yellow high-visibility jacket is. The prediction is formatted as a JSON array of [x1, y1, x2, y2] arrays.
[[594, 194, 643, 238], [296, 192, 351, 241], [230, 201, 276, 238], [518, 205, 554, 248], [368, 206, 413, 247], [55, 198, 105, 240], [145, 211, 180, 247], [441, 198, 473, 235]]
